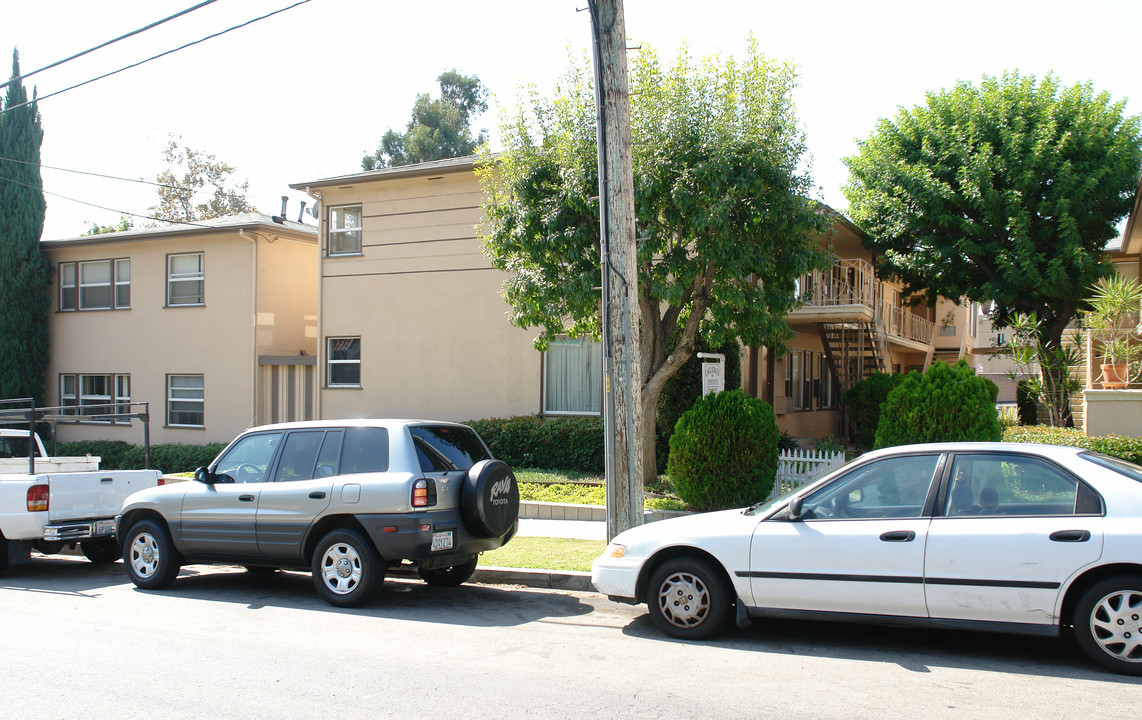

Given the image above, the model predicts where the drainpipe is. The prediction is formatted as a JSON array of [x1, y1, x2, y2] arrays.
[[239, 230, 258, 426], [302, 186, 324, 419]]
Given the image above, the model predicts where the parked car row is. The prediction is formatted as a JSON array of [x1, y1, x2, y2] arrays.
[[6, 416, 1142, 677]]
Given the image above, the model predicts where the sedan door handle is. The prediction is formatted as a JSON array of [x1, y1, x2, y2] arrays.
[[1049, 530, 1091, 542], [238, 494, 255, 502], [879, 530, 916, 542], [309, 491, 326, 499]]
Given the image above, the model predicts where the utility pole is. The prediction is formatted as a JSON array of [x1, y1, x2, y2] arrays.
[[588, 0, 643, 541]]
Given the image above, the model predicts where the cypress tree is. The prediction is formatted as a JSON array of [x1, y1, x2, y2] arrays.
[[0, 48, 50, 404]]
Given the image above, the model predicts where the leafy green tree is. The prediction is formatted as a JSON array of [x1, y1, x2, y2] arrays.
[[480, 39, 830, 487], [362, 70, 488, 170], [844, 72, 1142, 425], [0, 49, 50, 404], [842, 372, 905, 449], [149, 135, 256, 223], [874, 360, 1002, 449], [84, 215, 133, 235]]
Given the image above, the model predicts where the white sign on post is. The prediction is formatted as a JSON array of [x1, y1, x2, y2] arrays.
[[697, 352, 725, 397]]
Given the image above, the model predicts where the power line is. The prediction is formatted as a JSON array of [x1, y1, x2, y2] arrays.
[[0, 173, 217, 230], [0, 0, 314, 117], [0, 1, 220, 92], [0, 154, 182, 191]]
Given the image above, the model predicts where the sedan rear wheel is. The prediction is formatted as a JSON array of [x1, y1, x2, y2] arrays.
[[646, 556, 732, 640], [1075, 575, 1142, 676]]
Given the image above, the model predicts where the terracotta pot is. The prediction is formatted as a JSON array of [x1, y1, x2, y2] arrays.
[[1101, 362, 1130, 389]]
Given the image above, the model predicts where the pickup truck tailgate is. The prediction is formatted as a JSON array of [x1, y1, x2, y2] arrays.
[[44, 470, 163, 521]]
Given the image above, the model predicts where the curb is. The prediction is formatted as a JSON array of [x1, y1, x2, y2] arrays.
[[473, 566, 595, 592]]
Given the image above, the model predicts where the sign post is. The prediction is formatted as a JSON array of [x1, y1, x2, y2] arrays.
[[697, 352, 725, 397]]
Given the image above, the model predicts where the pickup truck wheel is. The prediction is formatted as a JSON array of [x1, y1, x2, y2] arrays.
[[124, 520, 181, 590], [418, 555, 479, 587], [81, 538, 122, 564], [311, 529, 382, 608], [461, 459, 520, 538]]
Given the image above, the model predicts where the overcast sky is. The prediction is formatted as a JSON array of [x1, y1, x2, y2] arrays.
[[3, 0, 1140, 240]]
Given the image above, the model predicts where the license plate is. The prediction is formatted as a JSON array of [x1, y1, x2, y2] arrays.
[[431, 531, 453, 551], [93, 519, 116, 537]]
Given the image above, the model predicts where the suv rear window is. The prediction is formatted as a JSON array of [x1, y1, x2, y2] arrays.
[[409, 426, 490, 472]]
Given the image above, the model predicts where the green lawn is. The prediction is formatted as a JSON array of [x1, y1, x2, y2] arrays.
[[479, 536, 606, 572]]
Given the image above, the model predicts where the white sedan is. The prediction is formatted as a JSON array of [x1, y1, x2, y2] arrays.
[[592, 442, 1142, 675]]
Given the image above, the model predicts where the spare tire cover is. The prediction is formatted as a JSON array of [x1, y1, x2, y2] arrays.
[[462, 459, 520, 538]]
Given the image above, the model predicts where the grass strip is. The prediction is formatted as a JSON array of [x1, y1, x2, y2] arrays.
[[480, 536, 606, 572]]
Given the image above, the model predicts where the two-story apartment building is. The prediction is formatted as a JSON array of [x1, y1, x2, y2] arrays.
[[291, 157, 940, 440], [40, 214, 318, 444]]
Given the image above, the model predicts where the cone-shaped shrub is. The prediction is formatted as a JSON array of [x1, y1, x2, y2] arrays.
[[667, 390, 779, 511]]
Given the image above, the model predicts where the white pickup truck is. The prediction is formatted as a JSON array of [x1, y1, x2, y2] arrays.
[[0, 428, 163, 571]]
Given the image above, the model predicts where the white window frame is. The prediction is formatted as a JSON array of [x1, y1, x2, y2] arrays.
[[167, 252, 205, 306], [326, 337, 362, 388], [543, 338, 602, 416], [59, 259, 130, 311], [167, 374, 205, 428], [59, 373, 130, 422], [328, 205, 363, 256]]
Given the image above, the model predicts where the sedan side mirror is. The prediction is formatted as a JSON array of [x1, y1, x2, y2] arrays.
[[788, 496, 803, 521], [194, 466, 216, 485]]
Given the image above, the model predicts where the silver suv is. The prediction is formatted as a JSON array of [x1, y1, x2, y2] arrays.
[[117, 419, 519, 607]]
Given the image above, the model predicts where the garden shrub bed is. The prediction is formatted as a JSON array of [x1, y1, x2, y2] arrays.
[[1003, 426, 1142, 465]]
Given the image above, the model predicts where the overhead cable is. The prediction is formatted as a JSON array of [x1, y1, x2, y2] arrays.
[[0, 0, 220, 91], [0, 0, 313, 117]]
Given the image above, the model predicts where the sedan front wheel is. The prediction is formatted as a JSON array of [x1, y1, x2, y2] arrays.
[[646, 556, 732, 640]]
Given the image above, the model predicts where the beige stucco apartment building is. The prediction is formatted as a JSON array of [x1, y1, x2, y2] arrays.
[[40, 214, 318, 444], [292, 157, 940, 440]]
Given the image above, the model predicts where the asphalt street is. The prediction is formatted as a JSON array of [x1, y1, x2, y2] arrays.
[[1, 554, 1139, 720]]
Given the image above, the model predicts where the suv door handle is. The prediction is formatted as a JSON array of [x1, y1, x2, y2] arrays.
[[1049, 530, 1091, 542], [880, 530, 916, 542], [238, 494, 255, 502], [309, 491, 326, 499]]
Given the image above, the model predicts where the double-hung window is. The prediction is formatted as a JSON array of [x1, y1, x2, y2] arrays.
[[168, 253, 205, 306], [168, 375, 205, 427], [328, 205, 363, 255], [327, 337, 361, 387], [59, 373, 130, 421], [543, 338, 602, 415], [59, 259, 130, 311]]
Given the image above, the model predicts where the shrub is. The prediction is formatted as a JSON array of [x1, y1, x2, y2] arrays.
[[1003, 425, 1142, 465], [666, 389, 779, 511], [466, 415, 605, 474], [54, 440, 225, 474], [874, 360, 1002, 449], [843, 372, 905, 449]]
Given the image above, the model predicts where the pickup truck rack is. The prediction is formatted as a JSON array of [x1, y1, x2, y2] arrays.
[[0, 398, 152, 474]]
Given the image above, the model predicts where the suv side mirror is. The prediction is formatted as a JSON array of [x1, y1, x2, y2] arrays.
[[194, 466, 216, 485], [788, 496, 803, 521]]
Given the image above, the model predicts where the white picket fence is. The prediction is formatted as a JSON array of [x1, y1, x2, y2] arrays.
[[770, 448, 847, 499]]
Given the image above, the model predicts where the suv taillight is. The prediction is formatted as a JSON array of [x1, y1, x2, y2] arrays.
[[412, 478, 437, 508], [27, 484, 49, 512]]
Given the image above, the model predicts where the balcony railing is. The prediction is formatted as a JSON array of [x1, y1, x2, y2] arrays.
[[794, 257, 934, 345]]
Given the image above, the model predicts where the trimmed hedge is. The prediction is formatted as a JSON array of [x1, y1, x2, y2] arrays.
[[843, 372, 905, 449], [56, 440, 226, 474], [466, 415, 605, 474], [667, 390, 779, 511], [875, 360, 1001, 449], [1003, 426, 1142, 465]]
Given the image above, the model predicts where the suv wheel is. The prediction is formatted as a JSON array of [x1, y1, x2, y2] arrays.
[[311, 528, 382, 608], [124, 519, 181, 590], [461, 459, 519, 538]]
